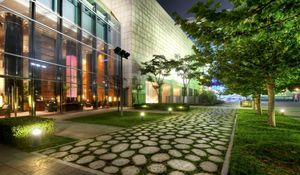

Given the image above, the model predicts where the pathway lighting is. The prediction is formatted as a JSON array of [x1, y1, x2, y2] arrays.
[[140, 112, 145, 120], [280, 109, 285, 115], [168, 107, 173, 114], [32, 128, 42, 136]]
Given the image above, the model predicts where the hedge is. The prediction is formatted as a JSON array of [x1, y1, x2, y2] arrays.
[[133, 103, 190, 111], [0, 117, 54, 148]]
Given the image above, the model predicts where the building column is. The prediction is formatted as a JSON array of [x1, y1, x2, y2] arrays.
[[28, 0, 36, 116], [92, 3, 98, 109], [77, 1, 83, 109]]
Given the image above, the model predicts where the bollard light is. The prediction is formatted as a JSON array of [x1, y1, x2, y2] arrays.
[[168, 107, 173, 114], [140, 112, 145, 118], [32, 128, 42, 136], [280, 109, 285, 115], [179, 106, 183, 109]]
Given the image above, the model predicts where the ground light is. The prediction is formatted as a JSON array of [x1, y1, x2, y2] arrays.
[[179, 106, 183, 109], [280, 109, 285, 115], [140, 112, 145, 120], [32, 128, 42, 147], [168, 107, 173, 114]]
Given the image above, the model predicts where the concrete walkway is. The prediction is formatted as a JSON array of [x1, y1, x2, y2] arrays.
[[38, 108, 236, 174], [55, 121, 123, 140], [0, 144, 97, 175]]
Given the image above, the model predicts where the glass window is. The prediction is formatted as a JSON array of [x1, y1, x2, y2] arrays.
[[38, 0, 53, 10], [96, 18, 106, 40], [63, 0, 77, 24], [82, 7, 93, 33]]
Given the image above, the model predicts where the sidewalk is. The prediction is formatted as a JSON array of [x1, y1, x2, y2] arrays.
[[0, 144, 99, 175]]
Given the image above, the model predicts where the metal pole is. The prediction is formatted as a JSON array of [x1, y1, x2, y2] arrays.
[[120, 56, 123, 116]]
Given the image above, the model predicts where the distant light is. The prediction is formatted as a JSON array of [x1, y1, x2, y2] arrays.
[[179, 106, 183, 109], [32, 128, 42, 136], [142, 105, 148, 108], [280, 109, 285, 113]]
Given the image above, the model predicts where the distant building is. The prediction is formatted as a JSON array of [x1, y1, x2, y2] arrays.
[[101, 0, 198, 105]]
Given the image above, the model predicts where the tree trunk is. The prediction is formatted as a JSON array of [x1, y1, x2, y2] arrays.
[[158, 86, 162, 103], [252, 95, 256, 111], [255, 94, 262, 115], [136, 90, 139, 104], [182, 87, 186, 104], [267, 82, 276, 126]]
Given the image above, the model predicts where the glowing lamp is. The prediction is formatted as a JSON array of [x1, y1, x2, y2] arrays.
[[32, 128, 42, 136]]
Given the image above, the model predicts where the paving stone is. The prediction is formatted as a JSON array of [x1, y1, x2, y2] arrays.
[[139, 147, 160, 154], [89, 141, 103, 146], [147, 163, 167, 174], [143, 140, 158, 146], [206, 148, 223, 155], [70, 146, 86, 153], [120, 150, 136, 158], [130, 144, 143, 149], [63, 154, 79, 162], [107, 140, 119, 145], [151, 153, 170, 162], [194, 144, 211, 149], [182, 150, 190, 154], [168, 149, 183, 158], [82, 151, 91, 155], [50, 152, 68, 158], [215, 145, 227, 151], [160, 135, 176, 139], [76, 155, 95, 164], [115, 137, 126, 140], [169, 171, 185, 175], [59, 145, 73, 151], [138, 136, 149, 140], [159, 140, 169, 144], [103, 166, 119, 174], [208, 156, 224, 163], [178, 131, 192, 135], [75, 139, 94, 146], [199, 161, 218, 172], [93, 149, 108, 155], [132, 154, 147, 165], [42, 149, 56, 155], [150, 137, 159, 141], [88, 147, 98, 151], [161, 144, 172, 150], [96, 135, 112, 141], [89, 160, 106, 169], [112, 158, 130, 166], [185, 154, 201, 162], [174, 138, 194, 144], [174, 144, 190, 149], [167, 159, 196, 172], [121, 166, 140, 175], [111, 143, 130, 153], [191, 149, 207, 157], [102, 144, 111, 148], [99, 153, 117, 160]]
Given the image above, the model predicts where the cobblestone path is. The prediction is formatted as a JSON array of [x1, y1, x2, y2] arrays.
[[39, 108, 235, 175]]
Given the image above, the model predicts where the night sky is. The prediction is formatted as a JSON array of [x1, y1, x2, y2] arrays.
[[157, 0, 233, 19]]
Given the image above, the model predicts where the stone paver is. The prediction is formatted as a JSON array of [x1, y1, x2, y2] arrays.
[[39, 108, 235, 174]]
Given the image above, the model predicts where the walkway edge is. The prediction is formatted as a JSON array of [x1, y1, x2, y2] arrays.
[[221, 113, 238, 175], [32, 152, 108, 175]]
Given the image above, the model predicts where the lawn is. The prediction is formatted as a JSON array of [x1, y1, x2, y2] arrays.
[[230, 109, 300, 175], [25, 135, 77, 152], [68, 111, 171, 127]]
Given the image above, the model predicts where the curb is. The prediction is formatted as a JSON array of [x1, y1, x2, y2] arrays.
[[221, 113, 238, 175]]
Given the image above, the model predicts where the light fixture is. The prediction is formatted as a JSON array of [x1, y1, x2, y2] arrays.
[[280, 109, 285, 115], [140, 112, 145, 119], [168, 107, 173, 114], [32, 128, 42, 136]]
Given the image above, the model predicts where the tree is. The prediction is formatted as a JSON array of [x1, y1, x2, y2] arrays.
[[140, 55, 172, 103], [171, 55, 204, 104], [175, 0, 300, 126]]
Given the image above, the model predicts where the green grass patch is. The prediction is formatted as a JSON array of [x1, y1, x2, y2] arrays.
[[230, 109, 300, 175], [68, 111, 171, 128], [24, 135, 77, 152]]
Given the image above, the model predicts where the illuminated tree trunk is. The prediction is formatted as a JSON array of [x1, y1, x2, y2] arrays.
[[158, 86, 162, 103], [256, 94, 262, 115], [267, 82, 276, 126]]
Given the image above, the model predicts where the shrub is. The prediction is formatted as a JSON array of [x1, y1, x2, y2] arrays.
[[0, 117, 54, 148], [133, 103, 190, 111], [197, 91, 224, 106]]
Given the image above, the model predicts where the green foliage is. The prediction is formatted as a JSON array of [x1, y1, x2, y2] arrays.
[[0, 117, 54, 148], [198, 90, 223, 106], [230, 109, 300, 175], [140, 55, 173, 103], [133, 103, 190, 111]]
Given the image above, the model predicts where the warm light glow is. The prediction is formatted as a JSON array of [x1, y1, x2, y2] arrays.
[[179, 106, 183, 109], [0, 95, 3, 107], [32, 128, 42, 136], [108, 96, 112, 102], [280, 109, 285, 113], [295, 88, 299, 91], [140, 112, 145, 117], [168, 107, 173, 112]]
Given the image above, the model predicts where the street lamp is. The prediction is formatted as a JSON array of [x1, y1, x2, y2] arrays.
[[114, 47, 130, 116]]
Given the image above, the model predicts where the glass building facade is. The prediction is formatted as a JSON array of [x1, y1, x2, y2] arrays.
[[0, 0, 121, 117]]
